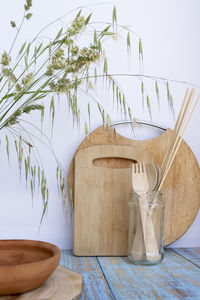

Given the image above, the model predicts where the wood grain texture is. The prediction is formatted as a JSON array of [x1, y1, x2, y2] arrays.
[[0, 240, 60, 295], [60, 250, 114, 300], [0, 266, 82, 300], [68, 126, 200, 247], [172, 248, 200, 267], [98, 249, 200, 300], [74, 145, 153, 256]]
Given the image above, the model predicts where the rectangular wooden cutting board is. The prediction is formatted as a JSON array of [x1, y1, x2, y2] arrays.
[[74, 144, 152, 256]]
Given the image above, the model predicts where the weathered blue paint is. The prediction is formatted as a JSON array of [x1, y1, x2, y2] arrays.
[[59, 249, 200, 300], [172, 248, 200, 268], [60, 250, 114, 299], [97, 249, 200, 300]]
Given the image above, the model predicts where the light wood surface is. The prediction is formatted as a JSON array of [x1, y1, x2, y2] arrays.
[[74, 145, 153, 256], [68, 125, 200, 251], [0, 266, 82, 300]]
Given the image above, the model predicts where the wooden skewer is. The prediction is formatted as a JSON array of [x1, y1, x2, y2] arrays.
[[174, 88, 190, 134], [161, 88, 189, 173], [174, 88, 196, 135], [159, 136, 182, 189], [162, 89, 195, 172], [161, 88, 196, 177], [159, 93, 200, 190], [181, 94, 200, 137], [159, 89, 196, 189]]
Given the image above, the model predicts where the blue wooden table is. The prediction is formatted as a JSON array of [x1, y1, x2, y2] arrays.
[[60, 248, 200, 300]]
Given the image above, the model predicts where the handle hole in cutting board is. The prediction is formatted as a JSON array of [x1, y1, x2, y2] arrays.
[[93, 157, 137, 169]]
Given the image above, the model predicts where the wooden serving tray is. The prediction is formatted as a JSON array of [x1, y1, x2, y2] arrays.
[[68, 125, 200, 255], [0, 266, 82, 300]]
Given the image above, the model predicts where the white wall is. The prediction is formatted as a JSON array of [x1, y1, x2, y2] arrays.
[[0, 0, 200, 249]]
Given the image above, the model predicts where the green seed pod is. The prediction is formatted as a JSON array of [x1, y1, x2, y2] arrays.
[[119, 92, 122, 105], [155, 81, 159, 95], [38, 166, 40, 186], [139, 39, 143, 58], [19, 148, 23, 164], [60, 169, 62, 183], [88, 103, 90, 123], [34, 165, 36, 178], [112, 6, 117, 28], [84, 121, 88, 136], [19, 136, 22, 150], [15, 141, 18, 156], [127, 32, 131, 51], [29, 144, 31, 155], [85, 13, 92, 25], [103, 58, 108, 75], [27, 156, 30, 168], [128, 107, 132, 120], [64, 196, 68, 207], [56, 167, 59, 181], [31, 166, 34, 177], [146, 95, 152, 119], [123, 95, 126, 112], [30, 180, 33, 196], [97, 103, 101, 114], [116, 86, 119, 100], [19, 42, 26, 56], [98, 39, 102, 52], [94, 30, 97, 45], [25, 159, 28, 181], [25, 13, 32, 20], [5, 136, 9, 160], [62, 186, 65, 198], [10, 21, 16, 28], [166, 82, 170, 99], [141, 82, 144, 94], [102, 110, 105, 123], [113, 128, 116, 138]]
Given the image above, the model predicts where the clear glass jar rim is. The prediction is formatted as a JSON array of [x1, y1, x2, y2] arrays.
[[130, 190, 163, 196]]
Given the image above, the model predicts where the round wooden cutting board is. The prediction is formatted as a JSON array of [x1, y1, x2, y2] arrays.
[[0, 266, 82, 300], [68, 125, 200, 248]]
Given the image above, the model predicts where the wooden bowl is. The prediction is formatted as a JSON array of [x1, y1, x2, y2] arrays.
[[0, 239, 60, 295]]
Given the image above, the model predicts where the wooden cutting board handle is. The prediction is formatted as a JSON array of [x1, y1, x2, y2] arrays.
[[75, 145, 153, 169]]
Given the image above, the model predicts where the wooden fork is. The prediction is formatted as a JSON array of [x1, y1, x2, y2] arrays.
[[131, 162, 149, 192], [131, 162, 159, 261]]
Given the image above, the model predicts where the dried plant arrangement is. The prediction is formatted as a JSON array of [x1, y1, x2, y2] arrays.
[[1, 0, 196, 219], [1, 1, 140, 219]]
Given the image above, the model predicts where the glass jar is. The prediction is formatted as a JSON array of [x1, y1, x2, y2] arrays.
[[128, 191, 165, 265]]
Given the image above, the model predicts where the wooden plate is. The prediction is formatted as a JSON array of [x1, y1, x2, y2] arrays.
[[68, 125, 200, 248], [0, 240, 60, 295], [0, 265, 82, 300]]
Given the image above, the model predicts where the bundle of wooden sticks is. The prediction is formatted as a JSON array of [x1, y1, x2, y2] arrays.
[[159, 88, 199, 189]]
